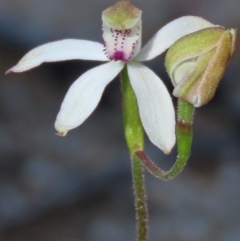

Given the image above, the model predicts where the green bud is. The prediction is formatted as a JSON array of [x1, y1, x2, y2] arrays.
[[165, 27, 237, 107], [102, 0, 142, 30]]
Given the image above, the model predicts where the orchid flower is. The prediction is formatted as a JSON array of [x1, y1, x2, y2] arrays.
[[6, 0, 216, 154]]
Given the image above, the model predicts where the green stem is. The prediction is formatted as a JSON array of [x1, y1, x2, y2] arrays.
[[135, 99, 194, 180], [121, 65, 147, 241], [131, 154, 148, 241]]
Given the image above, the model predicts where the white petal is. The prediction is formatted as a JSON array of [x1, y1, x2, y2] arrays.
[[6, 39, 108, 73], [55, 61, 124, 136], [127, 62, 175, 154], [136, 16, 217, 61]]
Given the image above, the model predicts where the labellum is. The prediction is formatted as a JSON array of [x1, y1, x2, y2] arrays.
[[102, 0, 142, 61]]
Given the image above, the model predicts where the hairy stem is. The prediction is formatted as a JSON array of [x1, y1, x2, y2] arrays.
[[121, 65, 148, 241], [131, 154, 148, 241]]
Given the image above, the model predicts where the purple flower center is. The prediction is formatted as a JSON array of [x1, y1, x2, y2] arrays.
[[110, 51, 126, 61]]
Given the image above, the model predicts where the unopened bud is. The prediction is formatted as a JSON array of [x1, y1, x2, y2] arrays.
[[165, 27, 237, 107]]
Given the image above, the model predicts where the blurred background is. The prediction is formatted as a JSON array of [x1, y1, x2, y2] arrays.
[[0, 0, 240, 240]]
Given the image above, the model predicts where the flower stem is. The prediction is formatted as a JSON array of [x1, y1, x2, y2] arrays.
[[135, 99, 194, 180], [121, 65, 147, 241], [131, 154, 148, 241]]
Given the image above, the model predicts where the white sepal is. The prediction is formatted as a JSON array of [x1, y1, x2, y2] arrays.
[[55, 61, 124, 136], [127, 62, 176, 154], [7, 39, 108, 73], [136, 16, 216, 61]]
